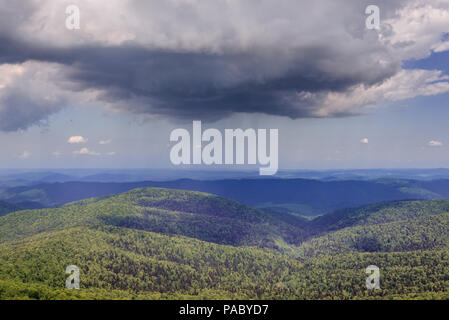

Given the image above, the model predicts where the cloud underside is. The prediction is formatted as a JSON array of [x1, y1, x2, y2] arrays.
[[0, 0, 449, 131]]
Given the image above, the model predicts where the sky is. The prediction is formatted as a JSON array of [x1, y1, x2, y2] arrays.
[[0, 0, 449, 170]]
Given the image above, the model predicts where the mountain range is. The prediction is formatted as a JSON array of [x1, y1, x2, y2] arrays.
[[2, 178, 449, 216], [1, 186, 449, 299]]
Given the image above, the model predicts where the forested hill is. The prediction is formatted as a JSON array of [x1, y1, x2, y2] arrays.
[[0, 187, 306, 248], [2, 188, 449, 299], [310, 199, 449, 233], [3, 178, 449, 215]]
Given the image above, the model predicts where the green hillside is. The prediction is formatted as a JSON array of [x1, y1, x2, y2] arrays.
[[301, 212, 449, 258], [2, 188, 449, 299], [3, 225, 449, 300], [3, 224, 449, 300], [310, 199, 449, 233], [288, 249, 449, 299], [0, 226, 303, 299], [0, 187, 305, 247]]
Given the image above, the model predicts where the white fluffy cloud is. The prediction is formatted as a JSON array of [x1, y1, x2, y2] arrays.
[[428, 140, 443, 147], [68, 136, 88, 144], [382, 1, 449, 60], [99, 139, 112, 145], [73, 147, 100, 156], [306, 69, 449, 117]]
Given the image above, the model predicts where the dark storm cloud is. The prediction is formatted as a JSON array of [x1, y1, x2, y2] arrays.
[[0, 0, 448, 131], [0, 34, 399, 124]]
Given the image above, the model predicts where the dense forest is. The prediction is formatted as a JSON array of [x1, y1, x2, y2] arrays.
[[1, 187, 449, 299]]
